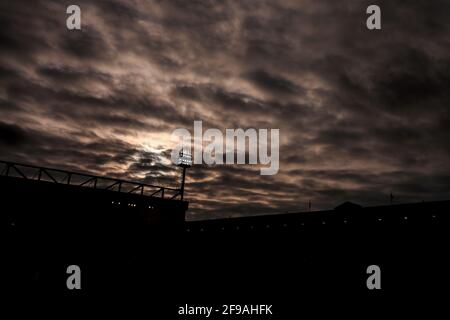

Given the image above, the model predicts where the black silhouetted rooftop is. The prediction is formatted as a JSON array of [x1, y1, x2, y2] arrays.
[[0, 159, 183, 200]]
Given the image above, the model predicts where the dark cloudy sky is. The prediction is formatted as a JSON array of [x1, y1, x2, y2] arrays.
[[1, 0, 450, 219]]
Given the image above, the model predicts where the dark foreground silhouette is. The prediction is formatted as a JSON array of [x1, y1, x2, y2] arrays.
[[2, 166, 449, 316]]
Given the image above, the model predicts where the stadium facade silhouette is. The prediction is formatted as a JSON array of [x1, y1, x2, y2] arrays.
[[2, 159, 449, 234], [3, 159, 449, 300]]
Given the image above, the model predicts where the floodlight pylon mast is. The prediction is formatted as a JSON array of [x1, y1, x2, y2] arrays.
[[177, 149, 192, 201], [180, 166, 187, 201]]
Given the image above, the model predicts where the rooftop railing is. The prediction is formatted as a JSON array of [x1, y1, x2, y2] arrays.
[[0, 160, 183, 200]]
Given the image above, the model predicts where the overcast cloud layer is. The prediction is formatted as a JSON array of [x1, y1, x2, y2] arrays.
[[1, 0, 450, 219]]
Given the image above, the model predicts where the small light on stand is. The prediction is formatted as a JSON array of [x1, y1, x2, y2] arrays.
[[177, 150, 192, 201]]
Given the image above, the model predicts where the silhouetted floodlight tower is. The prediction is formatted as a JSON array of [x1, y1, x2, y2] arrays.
[[178, 150, 192, 201]]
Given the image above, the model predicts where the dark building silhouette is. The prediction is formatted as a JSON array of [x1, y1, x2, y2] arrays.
[[185, 199, 449, 234], [1, 160, 188, 236], [2, 160, 449, 303], [1, 160, 188, 293], [3, 159, 448, 236]]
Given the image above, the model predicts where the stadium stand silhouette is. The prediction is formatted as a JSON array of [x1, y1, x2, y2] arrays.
[[2, 159, 449, 306]]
